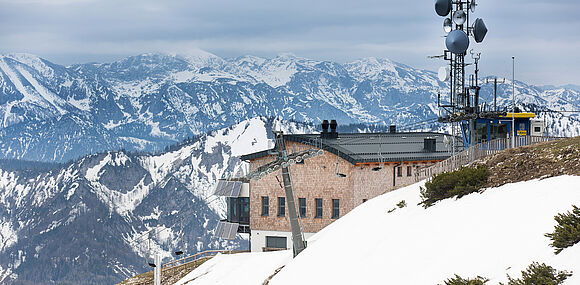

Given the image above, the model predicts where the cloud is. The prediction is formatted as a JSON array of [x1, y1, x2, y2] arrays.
[[0, 0, 578, 85]]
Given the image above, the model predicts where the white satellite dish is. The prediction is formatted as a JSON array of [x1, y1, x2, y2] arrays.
[[443, 18, 452, 33], [438, 66, 449, 82], [443, 135, 451, 147], [452, 10, 466, 25], [470, 0, 477, 12]]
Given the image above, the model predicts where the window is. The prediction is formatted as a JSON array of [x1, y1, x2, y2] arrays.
[[299, 198, 306, 218], [277, 197, 285, 217], [397, 166, 402, 177], [261, 196, 269, 216], [407, 166, 412, 177], [315, 198, 323, 218], [239, 197, 250, 224], [332, 199, 340, 219], [266, 236, 287, 249], [534, 126, 541, 133], [227, 197, 250, 224]]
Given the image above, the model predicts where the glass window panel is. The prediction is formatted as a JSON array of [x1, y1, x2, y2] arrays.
[[315, 198, 323, 218], [332, 199, 340, 219], [278, 197, 285, 217]]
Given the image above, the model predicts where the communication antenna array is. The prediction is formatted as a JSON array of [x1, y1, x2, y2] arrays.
[[432, 0, 503, 149]]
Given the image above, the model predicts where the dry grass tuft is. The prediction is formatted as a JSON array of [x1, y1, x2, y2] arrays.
[[479, 136, 580, 188]]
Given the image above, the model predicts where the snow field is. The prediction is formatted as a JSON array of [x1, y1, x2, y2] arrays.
[[176, 175, 580, 285], [271, 175, 580, 285], [175, 251, 292, 285]]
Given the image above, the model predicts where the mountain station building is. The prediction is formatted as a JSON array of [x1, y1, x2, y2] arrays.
[[214, 121, 454, 252]]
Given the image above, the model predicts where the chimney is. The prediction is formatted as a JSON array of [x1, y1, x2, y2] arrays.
[[330, 120, 337, 133], [321, 120, 329, 134], [390, 124, 396, 133], [327, 120, 338, 139], [424, 137, 436, 152]]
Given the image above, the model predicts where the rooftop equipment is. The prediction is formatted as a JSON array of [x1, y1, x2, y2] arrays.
[[424, 138, 437, 152]]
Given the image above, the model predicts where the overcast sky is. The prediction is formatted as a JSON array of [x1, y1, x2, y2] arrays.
[[1, 0, 579, 86]]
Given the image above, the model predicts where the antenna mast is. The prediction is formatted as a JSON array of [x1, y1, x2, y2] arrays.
[[433, 0, 503, 148]]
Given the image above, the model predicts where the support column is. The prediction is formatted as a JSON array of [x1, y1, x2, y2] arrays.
[[154, 254, 161, 285]]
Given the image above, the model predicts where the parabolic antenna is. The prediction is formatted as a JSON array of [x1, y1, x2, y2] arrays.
[[443, 18, 452, 33], [445, 30, 470, 54], [452, 10, 466, 25], [435, 0, 452, 17], [438, 66, 449, 82], [470, 0, 477, 12], [473, 18, 488, 43]]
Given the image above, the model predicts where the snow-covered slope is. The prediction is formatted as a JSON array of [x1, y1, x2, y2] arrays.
[[0, 117, 315, 284], [1, 51, 578, 162], [176, 175, 580, 285]]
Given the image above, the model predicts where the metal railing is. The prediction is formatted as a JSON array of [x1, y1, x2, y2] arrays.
[[161, 249, 246, 272], [415, 136, 563, 181]]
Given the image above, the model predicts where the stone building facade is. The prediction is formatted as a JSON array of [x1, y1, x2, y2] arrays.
[[237, 126, 452, 252]]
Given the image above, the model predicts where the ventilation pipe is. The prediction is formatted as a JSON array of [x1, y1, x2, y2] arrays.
[[322, 120, 338, 139], [424, 138, 437, 152], [321, 120, 329, 134]]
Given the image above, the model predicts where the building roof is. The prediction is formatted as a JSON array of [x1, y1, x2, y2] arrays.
[[240, 132, 455, 165]]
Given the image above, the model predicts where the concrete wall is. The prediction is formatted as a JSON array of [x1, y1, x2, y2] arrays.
[[250, 230, 316, 252]]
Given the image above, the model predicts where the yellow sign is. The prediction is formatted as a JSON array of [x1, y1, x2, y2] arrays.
[[517, 130, 527, 136], [501, 112, 536, 119]]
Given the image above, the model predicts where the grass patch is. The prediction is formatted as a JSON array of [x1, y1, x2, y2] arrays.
[[420, 165, 489, 208], [545, 205, 580, 254], [483, 136, 580, 188], [118, 258, 210, 285]]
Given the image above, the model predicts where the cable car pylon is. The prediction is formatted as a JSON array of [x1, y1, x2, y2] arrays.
[[247, 131, 324, 257]]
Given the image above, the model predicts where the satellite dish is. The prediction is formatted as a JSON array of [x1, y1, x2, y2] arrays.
[[445, 30, 470, 54], [452, 10, 466, 25], [435, 0, 452, 17], [443, 18, 452, 33], [470, 0, 477, 12], [438, 66, 449, 82], [473, 18, 488, 43], [444, 135, 451, 147]]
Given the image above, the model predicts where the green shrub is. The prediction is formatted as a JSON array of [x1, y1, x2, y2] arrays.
[[501, 262, 572, 285], [440, 274, 489, 285], [545, 205, 580, 254], [387, 200, 406, 213], [420, 165, 489, 208]]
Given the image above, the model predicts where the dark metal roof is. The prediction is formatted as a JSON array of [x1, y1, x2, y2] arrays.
[[240, 132, 456, 165]]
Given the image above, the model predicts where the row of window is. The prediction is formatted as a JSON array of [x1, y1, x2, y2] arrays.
[[396, 166, 414, 177], [261, 197, 340, 219]]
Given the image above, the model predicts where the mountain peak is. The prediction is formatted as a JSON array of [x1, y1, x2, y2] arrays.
[[276, 52, 298, 59], [1, 53, 53, 74]]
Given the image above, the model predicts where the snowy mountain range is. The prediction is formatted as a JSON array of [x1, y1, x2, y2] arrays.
[[1, 50, 578, 162], [0, 117, 315, 284]]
